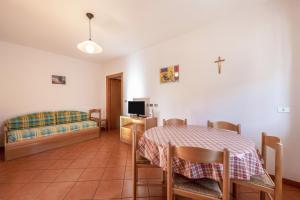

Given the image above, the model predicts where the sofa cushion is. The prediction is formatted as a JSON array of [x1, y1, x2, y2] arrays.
[[7, 120, 97, 143], [56, 111, 88, 124], [6, 112, 56, 131]]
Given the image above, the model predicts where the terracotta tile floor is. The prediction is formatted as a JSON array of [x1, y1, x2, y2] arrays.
[[0, 129, 299, 200]]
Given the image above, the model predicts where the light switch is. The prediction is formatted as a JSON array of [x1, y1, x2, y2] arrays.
[[277, 106, 290, 113]]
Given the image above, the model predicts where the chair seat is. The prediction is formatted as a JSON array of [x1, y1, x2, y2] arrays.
[[173, 174, 222, 199], [234, 169, 275, 189], [136, 153, 151, 164]]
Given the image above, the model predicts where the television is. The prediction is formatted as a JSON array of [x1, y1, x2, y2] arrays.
[[128, 101, 145, 116]]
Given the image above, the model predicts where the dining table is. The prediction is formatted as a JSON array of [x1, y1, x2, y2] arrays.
[[138, 125, 264, 181]]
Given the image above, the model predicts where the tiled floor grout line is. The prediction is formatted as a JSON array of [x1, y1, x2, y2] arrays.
[[121, 148, 128, 199], [63, 170, 84, 199], [91, 180, 102, 200], [61, 181, 77, 200], [33, 181, 56, 199]]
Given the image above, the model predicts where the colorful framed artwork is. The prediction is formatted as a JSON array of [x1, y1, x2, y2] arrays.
[[160, 65, 179, 83], [52, 75, 66, 85]]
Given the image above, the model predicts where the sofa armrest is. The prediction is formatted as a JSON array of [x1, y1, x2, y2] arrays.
[[89, 109, 101, 127]]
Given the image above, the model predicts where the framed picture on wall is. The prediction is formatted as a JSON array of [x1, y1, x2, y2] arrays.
[[160, 65, 179, 83], [52, 75, 66, 85]]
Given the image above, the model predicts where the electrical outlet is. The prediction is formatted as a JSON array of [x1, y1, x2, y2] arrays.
[[277, 106, 290, 113]]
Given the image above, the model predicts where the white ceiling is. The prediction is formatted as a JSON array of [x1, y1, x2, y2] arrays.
[[0, 0, 262, 64]]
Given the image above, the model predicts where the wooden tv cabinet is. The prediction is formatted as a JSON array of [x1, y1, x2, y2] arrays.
[[120, 116, 157, 144]]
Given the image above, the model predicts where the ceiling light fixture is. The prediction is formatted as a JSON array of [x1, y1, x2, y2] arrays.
[[77, 13, 103, 54]]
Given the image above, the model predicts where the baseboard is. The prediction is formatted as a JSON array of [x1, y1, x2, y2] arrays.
[[270, 175, 300, 188], [282, 177, 300, 188]]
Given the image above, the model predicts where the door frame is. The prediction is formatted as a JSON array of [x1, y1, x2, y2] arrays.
[[106, 72, 123, 130]]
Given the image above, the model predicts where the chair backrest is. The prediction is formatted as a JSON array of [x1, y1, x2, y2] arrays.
[[167, 144, 230, 200], [89, 109, 101, 125], [163, 118, 187, 127], [207, 120, 241, 134], [261, 132, 282, 199], [88, 109, 101, 118]]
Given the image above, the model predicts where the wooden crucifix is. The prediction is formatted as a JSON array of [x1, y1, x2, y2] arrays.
[[214, 56, 225, 74]]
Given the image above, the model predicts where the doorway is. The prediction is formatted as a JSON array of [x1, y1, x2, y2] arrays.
[[106, 73, 123, 130]]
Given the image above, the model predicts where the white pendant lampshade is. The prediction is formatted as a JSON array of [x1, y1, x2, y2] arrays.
[[77, 13, 103, 54], [77, 40, 103, 54]]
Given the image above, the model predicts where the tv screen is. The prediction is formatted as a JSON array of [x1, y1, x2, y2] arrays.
[[128, 101, 145, 116]]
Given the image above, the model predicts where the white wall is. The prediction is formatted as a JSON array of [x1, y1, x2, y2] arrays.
[[100, 0, 300, 181], [0, 41, 103, 145]]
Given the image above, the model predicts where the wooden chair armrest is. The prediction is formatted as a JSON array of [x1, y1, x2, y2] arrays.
[[88, 109, 101, 126], [3, 126, 8, 133], [3, 124, 8, 148]]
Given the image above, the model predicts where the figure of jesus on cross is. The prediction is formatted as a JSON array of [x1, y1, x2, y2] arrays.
[[214, 56, 225, 74]]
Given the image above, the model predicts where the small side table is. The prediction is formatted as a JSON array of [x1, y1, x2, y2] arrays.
[[100, 119, 107, 131]]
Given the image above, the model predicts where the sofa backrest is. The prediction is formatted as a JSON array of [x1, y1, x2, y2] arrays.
[[5, 111, 88, 131], [6, 112, 57, 131], [55, 111, 88, 125]]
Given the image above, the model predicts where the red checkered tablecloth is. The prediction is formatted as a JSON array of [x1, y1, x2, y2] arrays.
[[138, 125, 264, 181]]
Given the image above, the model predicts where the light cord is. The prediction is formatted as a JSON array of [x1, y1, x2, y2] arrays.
[[89, 18, 92, 40]]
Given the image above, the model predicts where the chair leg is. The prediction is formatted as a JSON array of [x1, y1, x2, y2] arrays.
[[260, 191, 266, 200], [133, 167, 137, 199], [232, 183, 237, 199], [133, 178, 136, 199], [167, 177, 172, 200], [162, 171, 166, 184], [168, 194, 174, 200], [235, 184, 240, 200]]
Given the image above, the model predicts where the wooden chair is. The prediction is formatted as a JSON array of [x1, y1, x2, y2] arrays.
[[132, 124, 164, 199], [163, 118, 187, 126], [89, 109, 102, 126], [232, 132, 283, 200], [207, 120, 241, 134], [167, 144, 230, 200], [100, 118, 107, 131], [207, 120, 240, 197]]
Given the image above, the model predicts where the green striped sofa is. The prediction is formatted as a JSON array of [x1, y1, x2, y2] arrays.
[[4, 109, 101, 160]]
